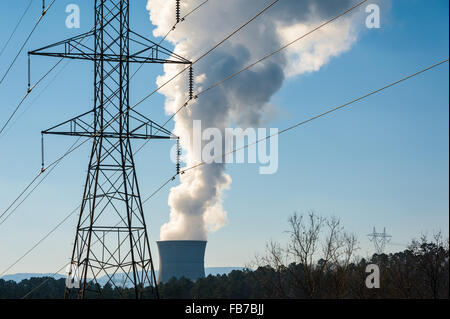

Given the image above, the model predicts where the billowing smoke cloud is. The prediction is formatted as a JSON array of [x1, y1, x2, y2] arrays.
[[146, 0, 366, 241]]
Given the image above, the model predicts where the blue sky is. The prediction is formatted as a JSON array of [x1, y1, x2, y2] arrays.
[[0, 0, 448, 274]]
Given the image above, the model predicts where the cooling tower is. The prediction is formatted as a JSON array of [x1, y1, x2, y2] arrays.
[[157, 240, 207, 283]]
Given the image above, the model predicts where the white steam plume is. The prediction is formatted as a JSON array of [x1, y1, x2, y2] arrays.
[[146, 0, 366, 241]]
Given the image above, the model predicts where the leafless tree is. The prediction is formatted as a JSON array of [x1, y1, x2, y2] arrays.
[[254, 212, 359, 298]]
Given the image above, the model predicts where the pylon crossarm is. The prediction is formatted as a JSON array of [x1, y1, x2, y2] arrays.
[[42, 108, 176, 140], [30, 52, 190, 64], [129, 108, 177, 138], [129, 30, 191, 64], [28, 30, 191, 65], [42, 109, 95, 136], [42, 131, 173, 140], [28, 31, 96, 59]]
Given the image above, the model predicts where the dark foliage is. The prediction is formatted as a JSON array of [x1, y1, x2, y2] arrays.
[[1, 241, 448, 299]]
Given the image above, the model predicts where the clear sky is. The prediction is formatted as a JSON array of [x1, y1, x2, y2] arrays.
[[0, 0, 448, 275]]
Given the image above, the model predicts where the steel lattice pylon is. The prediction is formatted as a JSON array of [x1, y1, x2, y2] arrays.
[[367, 227, 392, 255], [29, 0, 191, 299]]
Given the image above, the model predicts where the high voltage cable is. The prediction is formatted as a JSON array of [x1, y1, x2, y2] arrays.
[[2, 60, 72, 137], [0, 207, 77, 278], [200, 0, 368, 97], [0, 137, 83, 226], [164, 0, 369, 125], [0, 0, 57, 88], [0, 58, 64, 137], [124, 0, 212, 83], [183, 0, 210, 21], [97, 0, 368, 157], [133, 0, 281, 111], [130, 0, 370, 150], [179, 59, 449, 175], [21, 263, 69, 299], [0, 0, 33, 58]]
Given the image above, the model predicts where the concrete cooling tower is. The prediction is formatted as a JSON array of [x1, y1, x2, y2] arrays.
[[157, 240, 207, 283]]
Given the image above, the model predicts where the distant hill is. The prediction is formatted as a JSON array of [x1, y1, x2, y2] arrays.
[[1, 267, 245, 284], [1, 273, 66, 282]]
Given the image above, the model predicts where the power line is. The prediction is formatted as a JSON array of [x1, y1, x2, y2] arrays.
[[133, 0, 281, 111], [21, 263, 69, 299], [183, 0, 210, 21], [0, 137, 83, 226], [135, 0, 369, 152], [0, 58, 64, 137], [5, 51, 446, 286], [124, 0, 213, 87], [0, 0, 57, 88], [180, 59, 449, 175], [2, 60, 72, 137], [0, 172, 42, 223], [164, 0, 369, 126], [0, 0, 33, 58], [0, 206, 78, 278]]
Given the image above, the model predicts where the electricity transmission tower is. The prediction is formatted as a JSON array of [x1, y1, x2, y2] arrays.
[[367, 227, 392, 255], [29, 0, 191, 299]]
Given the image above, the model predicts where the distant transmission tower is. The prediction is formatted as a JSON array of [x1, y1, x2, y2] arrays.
[[367, 227, 392, 255], [29, 0, 191, 299]]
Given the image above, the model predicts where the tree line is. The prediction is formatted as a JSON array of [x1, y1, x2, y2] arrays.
[[1, 213, 448, 299]]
